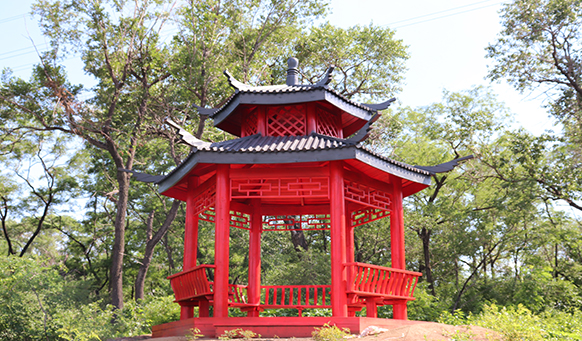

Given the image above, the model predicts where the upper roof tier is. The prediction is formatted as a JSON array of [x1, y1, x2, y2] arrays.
[[198, 58, 396, 138]]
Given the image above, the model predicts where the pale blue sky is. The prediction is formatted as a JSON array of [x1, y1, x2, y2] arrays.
[[0, 0, 554, 135]]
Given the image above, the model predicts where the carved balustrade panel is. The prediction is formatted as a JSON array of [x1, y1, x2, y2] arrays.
[[263, 214, 331, 231], [344, 179, 392, 211], [242, 108, 258, 137], [267, 105, 306, 136], [193, 183, 216, 217], [350, 208, 391, 228], [231, 177, 329, 199], [316, 107, 341, 138], [198, 207, 251, 230]]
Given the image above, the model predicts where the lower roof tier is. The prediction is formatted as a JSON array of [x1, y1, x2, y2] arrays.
[[157, 133, 431, 202]]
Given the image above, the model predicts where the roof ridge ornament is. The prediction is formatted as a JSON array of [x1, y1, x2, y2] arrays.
[[224, 70, 251, 92], [286, 57, 299, 86], [165, 118, 212, 149], [345, 113, 381, 144], [312, 65, 335, 88], [414, 155, 475, 175], [192, 103, 218, 117], [360, 98, 396, 111]]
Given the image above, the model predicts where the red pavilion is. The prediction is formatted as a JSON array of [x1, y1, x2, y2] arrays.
[[136, 58, 467, 338]]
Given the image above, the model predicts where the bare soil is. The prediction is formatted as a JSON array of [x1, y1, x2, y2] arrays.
[[108, 323, 501, 341]]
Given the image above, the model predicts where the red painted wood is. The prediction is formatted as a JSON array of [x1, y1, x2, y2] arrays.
[[184, 177, 199, 270], [230, 166, 329, 179], [260, 204, 330, 216], [248, 199, 261, 317], [307, 103, 317, 134], [168, 264, 216, 302], [344, 263, 420, 318], [215, 165, 231, 318], [330, 161, 348, 317], [389, 175, 406, 319], [390, 175, 405, 271], [257, 106, 266, 136]]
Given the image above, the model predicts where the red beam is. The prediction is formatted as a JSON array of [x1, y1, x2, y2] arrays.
[[230, 166, 329, 179], [260, 204, 330, 216]]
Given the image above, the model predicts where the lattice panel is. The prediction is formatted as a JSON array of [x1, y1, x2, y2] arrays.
[[267, 105, 306, 136], [193, 184, 216, 217], [231, 177, 329, 198], [242, 108, 258, 137], [316, 108, 341, 138], [344, 180, 392, 211], [351, 208, 391, 228], [198, 207, 251, 230], [263, 215, 331, 231]]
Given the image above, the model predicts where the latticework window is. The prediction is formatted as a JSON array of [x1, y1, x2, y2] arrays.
[[267, 105, 306, 136], [316, 108, 341, 138], [242, 109, 258, 137]]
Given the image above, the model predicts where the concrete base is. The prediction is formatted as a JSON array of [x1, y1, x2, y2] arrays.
[[152, 317, 423, 338]]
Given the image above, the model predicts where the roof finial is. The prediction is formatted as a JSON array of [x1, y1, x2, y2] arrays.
[[286, 57, 299, 86]]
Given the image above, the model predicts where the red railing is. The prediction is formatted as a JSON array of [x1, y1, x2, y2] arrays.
[[345, 262, 421, 300], [168, 264, 215, 302], [229, 283, 249, 304], [261, 285, 331, 309]]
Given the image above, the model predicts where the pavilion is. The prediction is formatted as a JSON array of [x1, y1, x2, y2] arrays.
[[129, 58, 470, 338]]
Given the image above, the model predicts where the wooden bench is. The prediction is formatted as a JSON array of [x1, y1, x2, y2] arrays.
[[345, 262, 421, 317], [168, 264, 216, 317]]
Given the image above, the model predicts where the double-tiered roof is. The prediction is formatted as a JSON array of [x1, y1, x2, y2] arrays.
[[156, 58, 433, 200]]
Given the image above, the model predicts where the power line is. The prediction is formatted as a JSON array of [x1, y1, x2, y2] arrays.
[[0, 47, 49, 61], [391, 2, 504, 29], [385, 0, 498, 26], [0, 13, 28, 24], [3, 1, 505, 74]]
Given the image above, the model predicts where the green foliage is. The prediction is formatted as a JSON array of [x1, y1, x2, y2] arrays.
[[311, 323, 351, 341], [439, 304, 582, 341], [218, 328, 261, 340], [186, 328, 204, 341], [0, 255, 179, 340]]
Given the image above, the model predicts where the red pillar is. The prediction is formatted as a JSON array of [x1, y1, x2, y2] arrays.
[[390, 175, 407, 319], [307, 103, 317, 134], [257, 107, 267, 135], [247, 199, 262, 317], [330, 161, 348, 317], [180, 177, 199, 320], [184, 177, 199, 269], [214, 164, 231, 318], [346, 211, 356, 317]]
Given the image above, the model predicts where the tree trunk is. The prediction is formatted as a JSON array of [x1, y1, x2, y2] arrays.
[[110, 170, 130, 310], [418, 227, 436, 296], [286, 218, 308, 252], [135, 200, 181, 301]]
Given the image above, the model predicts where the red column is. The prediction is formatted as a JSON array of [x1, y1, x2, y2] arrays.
[[330, 161, 348, 317], [390, 175, 407, 319], [180, 177, 199, 320], [346, 210, 356, 317], [214, 165, 231, 318], [247, 199, 262, 317], [307, 103, 317, 134], [257, 107, 267, 135], [184, 177, 199, 269]]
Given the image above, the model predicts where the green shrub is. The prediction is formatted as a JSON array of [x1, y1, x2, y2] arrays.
[[312, 323, 351, 341], [218, 328, 261, 340]]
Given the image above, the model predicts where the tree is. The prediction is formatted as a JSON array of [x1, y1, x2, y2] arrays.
[[487, 0, 582, 212]]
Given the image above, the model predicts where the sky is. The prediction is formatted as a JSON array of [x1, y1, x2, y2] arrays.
[[0, 0, 556, 135]]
